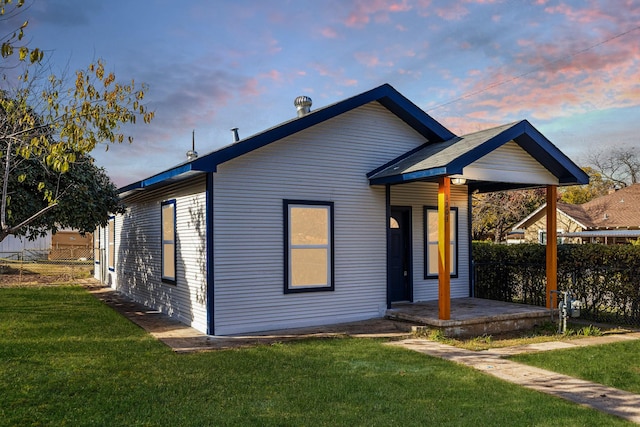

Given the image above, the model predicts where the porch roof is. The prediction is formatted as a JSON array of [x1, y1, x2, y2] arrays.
[[367, 120, 588, 193]]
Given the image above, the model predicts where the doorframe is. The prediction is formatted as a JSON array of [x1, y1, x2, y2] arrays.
[[387, 202, 413, 307]]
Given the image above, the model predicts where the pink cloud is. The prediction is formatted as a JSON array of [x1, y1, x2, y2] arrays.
[[343, 0, 412, 28], [435, 4, 469, 20], [320, 27, 339, 38], [354, 52, 394, 67]]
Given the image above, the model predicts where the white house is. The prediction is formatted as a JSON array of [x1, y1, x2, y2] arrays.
[[94, 84, 588, 335]]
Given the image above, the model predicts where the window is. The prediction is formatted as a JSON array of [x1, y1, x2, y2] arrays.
[[161, 200, 176, 284], [108, 217, 115, 271], [424, 207, 458, 278], [284, 200, 334, 293]]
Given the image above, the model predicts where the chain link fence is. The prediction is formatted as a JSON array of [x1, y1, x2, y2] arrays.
[[0, 247, 94, 285]]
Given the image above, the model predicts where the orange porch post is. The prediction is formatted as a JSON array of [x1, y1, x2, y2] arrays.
[[438, 177, 451, 320], [546, 185, 558, 309]]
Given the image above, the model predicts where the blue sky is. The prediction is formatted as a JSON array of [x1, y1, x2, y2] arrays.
[[11, 0, 640, 186]]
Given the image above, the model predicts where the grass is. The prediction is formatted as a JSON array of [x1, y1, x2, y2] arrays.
[[0, 260, 93, 284], [511, 339, 640, 395], [0, 286, 633, 426]]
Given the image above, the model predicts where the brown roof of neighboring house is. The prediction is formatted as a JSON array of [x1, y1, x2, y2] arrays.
[[579, 184, 640, 228], [556, 202, 594, 228]]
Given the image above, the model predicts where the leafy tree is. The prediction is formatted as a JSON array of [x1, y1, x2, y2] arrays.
[[0, 0, 154, 242], [472, 188, 546, 242], [3, 148, 125, 240], [586, 145, 640, 188], [560, 167, 613, 204], [0, 0, 43, 65]]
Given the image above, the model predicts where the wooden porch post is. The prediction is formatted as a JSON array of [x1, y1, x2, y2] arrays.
[[438, 177, 451, 320], [546, 185, 557, 309]]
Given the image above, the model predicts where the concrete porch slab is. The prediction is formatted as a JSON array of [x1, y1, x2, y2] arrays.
[[386, 297, 553, 337]]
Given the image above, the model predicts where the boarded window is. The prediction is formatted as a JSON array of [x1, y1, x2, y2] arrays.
[[424, 207, 458, 278], [161, 200, 176, 283], [284, 200, 334, 293]]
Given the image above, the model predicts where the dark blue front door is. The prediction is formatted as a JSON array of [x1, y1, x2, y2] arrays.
[[388, 207, 412, 303]]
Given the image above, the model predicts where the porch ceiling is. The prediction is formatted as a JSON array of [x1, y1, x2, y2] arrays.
[[367, 120, 589, 193]]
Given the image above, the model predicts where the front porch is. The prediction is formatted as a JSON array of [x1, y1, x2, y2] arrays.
[[386, 298, 552, 337]]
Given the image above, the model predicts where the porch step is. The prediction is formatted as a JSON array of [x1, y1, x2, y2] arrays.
[[385, 298, 553, 338]]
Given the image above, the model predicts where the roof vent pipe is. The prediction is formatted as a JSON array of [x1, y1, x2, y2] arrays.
[[186, 130, 198, 161], [231, 127, 240, 142], [294, 95, 312, 117]]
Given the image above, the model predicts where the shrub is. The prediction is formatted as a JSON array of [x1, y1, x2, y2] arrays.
[[473, 243, 640, 326]]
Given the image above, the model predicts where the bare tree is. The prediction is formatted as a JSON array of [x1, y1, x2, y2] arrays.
[[587, 145, 640, 188]]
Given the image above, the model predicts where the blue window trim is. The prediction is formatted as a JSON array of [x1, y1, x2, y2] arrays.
[[424, 206, 459, 280], [283, 199, 335, 294], [108, 216, 115, 271], [161, 199, 177, 285]]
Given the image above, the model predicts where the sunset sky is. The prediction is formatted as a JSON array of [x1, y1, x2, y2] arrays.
[[10, 0, 640, 186]]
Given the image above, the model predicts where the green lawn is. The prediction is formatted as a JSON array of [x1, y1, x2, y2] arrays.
[[511, 339, 640, 395], [0, 286, 632, 426]]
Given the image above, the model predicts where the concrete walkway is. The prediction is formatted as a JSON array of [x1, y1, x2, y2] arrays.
[[389, 336, 640, 424]]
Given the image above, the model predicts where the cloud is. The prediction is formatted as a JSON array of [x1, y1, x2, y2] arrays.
[[343, 0, 412, 28], [320, 27, 339, 38], [354, 52, 394, 67]]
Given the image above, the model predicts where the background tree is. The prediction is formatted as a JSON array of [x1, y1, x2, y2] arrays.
[[0, 0, 154, 242], [559, 167, 614, 204], [472, 188, 546, 242], [586, 145, 640, 188]]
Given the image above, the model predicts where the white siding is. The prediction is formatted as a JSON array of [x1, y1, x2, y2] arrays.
[[0, 234, 51, 254], [463, 140, 559, 185], [110, 178, 208, 333], [212, 101, 466, 335], [390, 182, 470, 301]]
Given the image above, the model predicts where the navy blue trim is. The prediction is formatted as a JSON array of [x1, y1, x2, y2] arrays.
[[205, 173, 215, 335], [120, 84, 456, 196], [424, 206, 459, 280], [369, 120, 589, 188], [467, 193, 473, 297], [108, 216, 115, 271], [161, 199, 177, 285], [283, 199, 335, 294], [385, 185, 391, 309], [370, 167, 449, 185]]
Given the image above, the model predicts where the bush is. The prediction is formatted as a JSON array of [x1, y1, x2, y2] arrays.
[[473, 243, 640, 326]]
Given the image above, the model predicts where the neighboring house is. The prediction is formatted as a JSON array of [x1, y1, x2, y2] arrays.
[[0, 234, 51, 260], [513, 184, 640, 244], [94, 84, 587, 335], [49, 230, 93, 260]]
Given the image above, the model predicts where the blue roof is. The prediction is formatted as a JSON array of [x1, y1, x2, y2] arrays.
[[119, 83, 455, 196], [367, 120, 589, 192]]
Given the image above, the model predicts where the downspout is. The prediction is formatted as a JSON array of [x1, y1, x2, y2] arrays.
[[206, 172, 215, 335]]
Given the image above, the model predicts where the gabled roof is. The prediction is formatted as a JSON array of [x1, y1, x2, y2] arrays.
[[580, 184, 640, 228], [120, 83, 455, 197], [512, 202, 591, 231], [367, 120, 589, 192], [512, 184, 640, 231]]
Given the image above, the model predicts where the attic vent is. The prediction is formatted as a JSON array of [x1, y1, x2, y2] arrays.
[[230, 127, 239, 143], [186, 130, 198, 161], [294, 95, 312, 117]]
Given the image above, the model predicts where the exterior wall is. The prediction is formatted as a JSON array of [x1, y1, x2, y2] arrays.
[[390, 182, 470, 301], [98, 178, 208, 333], [523, 211, 583, 243], [463, 140, 559, 185], [212, 102, 445, 335]]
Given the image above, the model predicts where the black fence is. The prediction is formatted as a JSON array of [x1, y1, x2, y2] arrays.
[[473, 261, 640, 327]]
